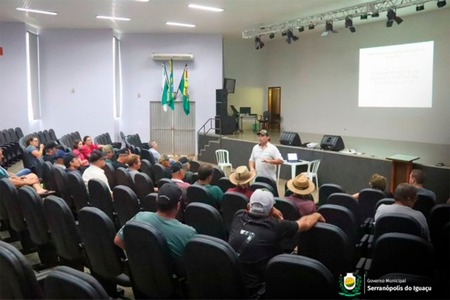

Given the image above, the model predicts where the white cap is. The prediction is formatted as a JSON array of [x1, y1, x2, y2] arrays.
[[249, 189, 275, 215]]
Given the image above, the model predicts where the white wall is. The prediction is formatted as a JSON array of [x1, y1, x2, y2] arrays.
[[224, 9, 450, 165]]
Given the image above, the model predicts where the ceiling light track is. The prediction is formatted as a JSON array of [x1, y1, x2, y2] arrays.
[[242, 0, 439, 39]]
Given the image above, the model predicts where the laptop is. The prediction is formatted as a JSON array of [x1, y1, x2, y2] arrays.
[[286, 153, 298, 162]]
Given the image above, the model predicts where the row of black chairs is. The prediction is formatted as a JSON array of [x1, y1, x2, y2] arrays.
[[120, 131, 149, 150], [58, 131, 82, 151], [93, 132, 121, 150], [0, 127, 24, 167]]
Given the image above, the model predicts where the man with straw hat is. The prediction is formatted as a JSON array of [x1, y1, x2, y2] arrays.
[[228, 166, 256, 198], [285, 174, 317, 216]]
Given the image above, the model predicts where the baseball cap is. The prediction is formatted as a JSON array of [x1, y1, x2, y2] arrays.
[[249, 189, 275, 216], [159, 154, 170, 163], [63, 152, 79, 168], [257, 129, 269, 136], [157, 183, 183, 205], [171, 162, 183, 173], [53, 149, 66, 160], [89, 149, 106, 163], [178, 156, 191, 164], [45, 141, 58, 151]]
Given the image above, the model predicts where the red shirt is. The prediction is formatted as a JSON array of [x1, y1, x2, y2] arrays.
[[80, 143, 99, 158], [227, 185, 254, 199]]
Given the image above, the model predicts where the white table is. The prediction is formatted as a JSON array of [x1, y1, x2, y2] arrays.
[[277, 160, 310, 182]]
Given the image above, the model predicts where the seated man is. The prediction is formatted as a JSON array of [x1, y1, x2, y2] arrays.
[[193, 163, 224, 206], [112, 150, 130, 169], [53, 149, 66, 169], [127, 154, 141, 181], [148, 141, 161, 161], [158, 154, 172, 179], [178, 156, 194, 183], [228, 165, 256, 199], [409, 169, 436, 202], [375, 183, 430, 241], [43, 141, 58, 163], [0, 148, 54, 195], [228, 189, 325, 297], [82, 150, 111, 192], [114, 184, 197, 273], [285, 174, 317, 216], [64, 152, 82, 175]]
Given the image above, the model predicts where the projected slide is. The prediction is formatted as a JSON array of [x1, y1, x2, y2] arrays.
[[358, 41, 434, 108]]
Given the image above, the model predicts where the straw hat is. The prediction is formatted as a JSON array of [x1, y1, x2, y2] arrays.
[[229, 166, 256, 185], [287, 174, 315, 195]]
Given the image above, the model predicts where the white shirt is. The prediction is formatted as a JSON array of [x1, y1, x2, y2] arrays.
[[82, 164, 111, 192], [249, 142, 282, 182]]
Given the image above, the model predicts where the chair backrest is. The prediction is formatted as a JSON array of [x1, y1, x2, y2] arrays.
[[78, 207, 126, 280], [185, 202, 227, 240], [189, 160, 200, 173], [250, 182, 276, 195], [113, 185, 141, 227], [43, 196, 83, 265], [134, 172, 155, 200], [153, 163, 170, 182], [115, 167, 136, 191], [102, 162, 117, 189], [140, 159, 155, 182], [0, 240, 43, 299], [217, 176, 236, 193], [123, 220, 178, 298], [211, 166, 225, 186], [358, 188, 386, 222], [265, 254, 334, 299], [44, 266, 109, 299], [42, 161, 57, 192], [262, 110, 270, 121], [158, 177, 173, 189], [318, 183, 345, 207], [429, 204, 450, 247], [53, 166, 73, 209], [374, 213, 426, 241], [221, 192, 249, 231], [327, 192, 361, 225], [184, 234, 247, 299], [186, 185, 216, 207], [17, 186, 51, 246], [370, 233, 434, 278], [87, 179, 116, 225], [15, 127, 24, 139], [0, 178, 27, 232], [67, 172, 90, 213], [48, 128, 58, 141], [274, 197, 301, 220], [413, 194, 435, 220], [298, 222, 353, 277], [376, 197, 395, 209], [255, 176, 279, 197], [140, 192, 158, 212], [215, 149, 230, 165], [318, 204, 357, 245]]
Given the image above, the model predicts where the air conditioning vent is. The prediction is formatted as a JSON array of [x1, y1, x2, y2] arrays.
[[151, 53, 194, 61]]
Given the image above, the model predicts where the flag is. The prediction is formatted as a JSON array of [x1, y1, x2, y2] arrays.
[[178, 64, 190, 115], [161, 63, 169, 112], [168, 59, 175, 110]]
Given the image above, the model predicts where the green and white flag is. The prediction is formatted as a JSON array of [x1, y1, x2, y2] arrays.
[[178, 64, 190, 115]]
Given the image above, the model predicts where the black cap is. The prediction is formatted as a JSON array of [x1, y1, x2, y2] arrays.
[[63, 152, 79, 168], [178, 157, 191, 164], [171, 162, 183, 173], [44, 141, 58, 151], [157, 184, 182, 205], [89, 149, 106, 163]]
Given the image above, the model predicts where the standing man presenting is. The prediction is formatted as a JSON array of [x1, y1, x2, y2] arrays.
[[249, 130, 283, 182]]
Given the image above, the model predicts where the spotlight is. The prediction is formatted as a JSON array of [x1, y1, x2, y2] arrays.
[[269, 33, 275, 39], [386, 9, 403, 27], [360, 14, 368, 20], [345, 16, 356, 33], [308, 23, 315, 30], [371, 11, 379, 17], [437, 0, 446, 8], [255, 36, 264, 50], [321, 20, 337, 37], [286, 29, 299, 44], [416, 4, 424, 11], [298, 26, 304, 32], [281, 31, 287, 36]]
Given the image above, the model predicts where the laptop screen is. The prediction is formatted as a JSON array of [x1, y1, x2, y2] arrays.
[[287, 153, 298, 162]]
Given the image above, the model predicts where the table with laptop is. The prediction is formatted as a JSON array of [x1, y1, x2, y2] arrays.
[[277, 153, 311, 182]]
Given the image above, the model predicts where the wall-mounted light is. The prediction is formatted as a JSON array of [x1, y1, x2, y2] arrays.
[[345, 16, 356, 33], [386, 8, 403, 27], [255, 36, 264, 49]]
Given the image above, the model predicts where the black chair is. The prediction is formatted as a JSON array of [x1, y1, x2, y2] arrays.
[[113, 185, 141, 227], [369, 233, 434, 278], [53, 166, 73, 210], [374, 213, 425, 241], [186, 185, 217, 208], [255, 175, 279, 197], [217, 176, 236, 193], [265, 254, 334, 299], [78, 207, 132, 297], [221, 192, 249, 232], [298, 222, 353, 278], [358, 188, 386, 223], [0, 240, 44, 299], [115, 167, 136, 191], [413, 194, 435, 220], [185, 202, 228, 240], [250, 182, 276, 195], [258, 110, 270, 130], [189, 160, 200, 173], [134, 172, 155, 200], [102, 162, 117, 189], [44, 266, 109, 299], [375, 197, 395, 209], [67, 172, 90, 213], [140, 192, 158, 212], [327, 192, 361, 225], [211, 166, 225, 186], [88, 179, 119, 229], [123, 220, 183, 299], [0, 178, 35, 251], [184, 234, 247, 299], [318, 183, 345, 207], [140, 159, 156, 184], [153, 163, 171, 182], [158, 177, 173, 189], [42, 161, 57, 192], [318, 204, 357, 245], [15, 127, 24, 139], [43, 196, 85, 271], [17, 186, 59, 268], [429, 204, 450, 247], [274, 197, 301, 221]]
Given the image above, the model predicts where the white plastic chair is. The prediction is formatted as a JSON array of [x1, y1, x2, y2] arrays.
[[301, 159, 321, 188], [215, 149, 232, 177]]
